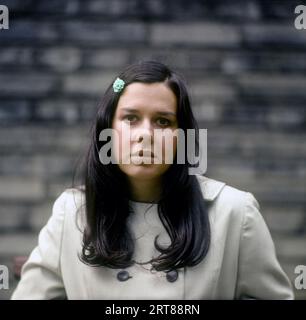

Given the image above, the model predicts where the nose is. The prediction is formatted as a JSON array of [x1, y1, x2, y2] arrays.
[[132, 119, 153, 143]]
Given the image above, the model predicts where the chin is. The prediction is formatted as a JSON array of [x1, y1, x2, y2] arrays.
[[119, 163, 171, 180]]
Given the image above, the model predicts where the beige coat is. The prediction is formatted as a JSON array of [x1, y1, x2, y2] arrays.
[[11, 176, 294, 300]]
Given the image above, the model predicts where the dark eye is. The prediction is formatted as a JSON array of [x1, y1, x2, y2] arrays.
[[124, 115, 138, 123], [156, 118, 170, 127]]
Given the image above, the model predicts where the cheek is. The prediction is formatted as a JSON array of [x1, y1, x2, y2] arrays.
[[171, 134, 178, 153], [155, 131, 178, 162], [112, 122, 131, 162], [112, 121, 122, 162]]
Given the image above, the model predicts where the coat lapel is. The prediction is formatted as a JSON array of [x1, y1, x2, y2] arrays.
[[197, 175, 226, 201]]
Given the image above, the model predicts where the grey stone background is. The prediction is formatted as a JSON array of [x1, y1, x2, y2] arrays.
[[0, 0, 306, 299]]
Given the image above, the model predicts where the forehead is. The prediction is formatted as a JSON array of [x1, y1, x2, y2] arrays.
[[116, 82, 177, 113]]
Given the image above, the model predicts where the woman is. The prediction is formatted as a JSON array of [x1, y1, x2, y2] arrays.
[[11, 60, 294, 300]]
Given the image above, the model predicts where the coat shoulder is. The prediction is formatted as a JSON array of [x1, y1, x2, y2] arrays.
[[55, 187, 86, 228], [56, 186, 84, 209], [196, 175, 259, 221]]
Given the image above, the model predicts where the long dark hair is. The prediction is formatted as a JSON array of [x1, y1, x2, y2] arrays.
[[78, 60, 210, 272]]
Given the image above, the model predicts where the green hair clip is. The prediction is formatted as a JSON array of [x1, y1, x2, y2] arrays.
[[113, 77, 125, 93]]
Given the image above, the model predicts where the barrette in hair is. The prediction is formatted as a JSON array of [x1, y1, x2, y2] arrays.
[[113, 77, 125, 93]]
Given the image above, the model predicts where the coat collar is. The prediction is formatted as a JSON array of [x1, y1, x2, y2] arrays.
[[196, 175, 226, 201]]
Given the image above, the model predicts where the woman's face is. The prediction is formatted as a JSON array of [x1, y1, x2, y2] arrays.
[[112, 82, 178, 181]]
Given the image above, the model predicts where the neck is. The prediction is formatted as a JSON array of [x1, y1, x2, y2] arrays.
[[128, 177, 162, 203]]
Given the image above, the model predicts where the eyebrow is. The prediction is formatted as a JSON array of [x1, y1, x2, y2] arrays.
[[119, 108, 176, 117]]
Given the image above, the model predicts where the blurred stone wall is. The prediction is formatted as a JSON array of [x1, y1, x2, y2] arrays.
[[0, 0, 305, 299]]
